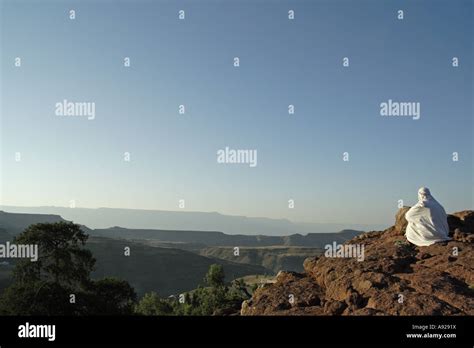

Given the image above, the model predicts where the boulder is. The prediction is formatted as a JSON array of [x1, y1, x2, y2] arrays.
[[394, 206, 411, 235]]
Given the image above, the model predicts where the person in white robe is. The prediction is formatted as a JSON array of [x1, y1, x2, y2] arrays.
[[405, 187, 451, 246]]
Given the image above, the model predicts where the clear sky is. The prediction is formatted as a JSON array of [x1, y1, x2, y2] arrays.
[[0, 0, 472, 225]]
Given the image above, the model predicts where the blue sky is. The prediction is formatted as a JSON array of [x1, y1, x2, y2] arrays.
[[0, 0, 472, 225]]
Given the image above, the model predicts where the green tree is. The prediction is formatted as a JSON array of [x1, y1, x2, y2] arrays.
[[135, 292, 173, 315], [0, 222, 137, 315], [204, 264, 225, 288], [85, 278, 137, 315], [133, 264, 256, 316], [12, 222, 95, 287], [0, 281, 74, 315]]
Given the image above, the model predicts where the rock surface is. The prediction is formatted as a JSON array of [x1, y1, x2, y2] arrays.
[[241, 208, 474, 315]]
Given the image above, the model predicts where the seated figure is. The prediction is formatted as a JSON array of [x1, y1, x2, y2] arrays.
[[405, 187, 451, 246]]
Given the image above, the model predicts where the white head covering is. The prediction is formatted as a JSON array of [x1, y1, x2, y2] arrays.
[[418, 187, 432, 205]]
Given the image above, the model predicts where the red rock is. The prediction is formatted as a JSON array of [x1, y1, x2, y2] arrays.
[[241, 209, 474, 316]]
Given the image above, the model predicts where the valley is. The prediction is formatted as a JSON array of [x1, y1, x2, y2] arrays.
[[0, 210, 361, 297]]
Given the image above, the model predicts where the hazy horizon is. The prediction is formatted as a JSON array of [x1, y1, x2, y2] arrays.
[[0, 204, 389, 236], [0, 203, 390, 225]]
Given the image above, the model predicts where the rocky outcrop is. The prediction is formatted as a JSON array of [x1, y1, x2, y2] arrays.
[[241, 209, 474, 316]]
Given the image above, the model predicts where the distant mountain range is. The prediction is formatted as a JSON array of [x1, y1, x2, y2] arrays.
[[0, 210, 365, 296], [0, 211, 64, 236], [0, 206, 386, 236], [0, 210, 362, 248], [90, 226, 361, 248]]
